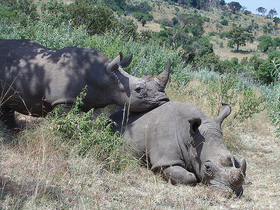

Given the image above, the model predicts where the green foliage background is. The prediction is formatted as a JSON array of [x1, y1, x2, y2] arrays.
[[0, 0, 279, 135]]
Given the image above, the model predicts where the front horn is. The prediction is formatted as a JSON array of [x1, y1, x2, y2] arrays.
[[229, 168, 245, 187], [154, 59, 171, 88], [241, 159, 247, 176]]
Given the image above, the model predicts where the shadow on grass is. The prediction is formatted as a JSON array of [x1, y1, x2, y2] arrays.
[[230, 50, 254, 54], [0, 175, 71, 209]]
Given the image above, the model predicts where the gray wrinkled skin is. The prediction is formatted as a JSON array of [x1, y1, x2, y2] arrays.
[[110, 101, 247, 196], [0, 39, 170, 129]]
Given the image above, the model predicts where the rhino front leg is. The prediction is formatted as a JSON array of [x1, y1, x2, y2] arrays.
[[163, 166, 197, 186], [0, 105, 18, 130]]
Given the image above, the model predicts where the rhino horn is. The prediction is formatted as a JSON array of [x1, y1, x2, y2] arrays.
[[241, 159, 247, 176], [154, 59, 171, 88], [214, 103, 231, 125], [119, 52, 133, 68], [106, 54, 121, 72], [229, 168, 245, 187]]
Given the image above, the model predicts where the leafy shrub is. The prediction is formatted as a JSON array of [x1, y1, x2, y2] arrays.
[[206, 75, 238, 116], [257, 61, 276, 84], [40, 1, 70, 27], [205, 74, 264, 121], [220, 19, 228, 26], [50, 88, 134, 172], [0, 0, 39, 26], [274, 37, 280, 47], [233, 88, 264, 122], [258, 35, 275, 52], [231, 57, 238, 65], [68, 2, 119, 36], [208, 31, 217, 36], [244, 10, 251, 15], [175, 65, 194, 88], [193, 53, 223, 72], [219, 31, 228, 39]]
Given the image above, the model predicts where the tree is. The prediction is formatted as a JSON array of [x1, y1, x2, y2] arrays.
[[273, 17, 280, 26], [68, 1, 119, 35], [228, 1, 242, 13], [257, 7, 267, 16], [227, 27, 254, 52], [219, 0, 226, 6], [267, 9, 278, 19], [258, 35, 274, 52], [177, 13, 204, 36], [135, 1, 152, 13], [133, 12, 153, 27]]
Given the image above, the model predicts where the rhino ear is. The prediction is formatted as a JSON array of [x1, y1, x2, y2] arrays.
[[119, 52, 133, 68], [189, 118, 201, 135], [214, 103, 231, 125], [106, 54, 121, 72]]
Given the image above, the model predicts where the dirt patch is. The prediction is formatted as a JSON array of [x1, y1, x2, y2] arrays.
[[136, 21, 163, 32]]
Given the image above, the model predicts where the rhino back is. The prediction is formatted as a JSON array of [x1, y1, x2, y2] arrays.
[[0, 39, 109, 115], [114, 101, 206, 171]]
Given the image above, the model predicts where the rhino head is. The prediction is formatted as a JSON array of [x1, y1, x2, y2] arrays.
[[188, 104, 246, 196], [105, 53, 170, 112]]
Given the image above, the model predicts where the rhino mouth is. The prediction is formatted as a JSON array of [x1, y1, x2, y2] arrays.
[[209, 179, 244, 197], [159, 96, 170, 104]]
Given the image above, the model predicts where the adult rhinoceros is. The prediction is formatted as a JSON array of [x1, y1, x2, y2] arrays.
[[0, 39, 170, 129], [110, 101, 247, 196]]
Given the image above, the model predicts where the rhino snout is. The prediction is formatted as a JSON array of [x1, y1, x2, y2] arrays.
[[229, 168, 245, 187]]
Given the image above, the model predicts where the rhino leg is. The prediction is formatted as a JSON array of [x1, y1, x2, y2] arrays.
[[163, 166, 197, 186], [51, 103, 74, 115], [0, 105, 18, 130]]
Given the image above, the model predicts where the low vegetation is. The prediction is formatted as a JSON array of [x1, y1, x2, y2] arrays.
[[0, 0, 279, 208]]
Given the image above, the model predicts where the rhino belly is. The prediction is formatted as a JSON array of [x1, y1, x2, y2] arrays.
[[5, 94, 52, 117]]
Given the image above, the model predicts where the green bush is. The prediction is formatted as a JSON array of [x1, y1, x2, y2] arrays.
[[206, 75, 238, 116], [257, 61, 276, 84], [234, 87, 264, 122], [68, 2, 119, 36], [220, 19, 228, 26], [208, 31, 217, 36], [0, 0, 39, 26], [258, 35, 275, 52], [219, 31, 228, 39], [244, 10, 251, 15], [49, 88, 134, 172], [205, 74, 264, 121]]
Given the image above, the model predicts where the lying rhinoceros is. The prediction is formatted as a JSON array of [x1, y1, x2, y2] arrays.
[[110, 101, 247, 196], [0, 39, 170, 129]]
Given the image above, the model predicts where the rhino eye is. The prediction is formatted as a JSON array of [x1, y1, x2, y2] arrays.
[[134, 86, 142, 93], [204, 161, 213, 171], [204, 161, 215, 178]]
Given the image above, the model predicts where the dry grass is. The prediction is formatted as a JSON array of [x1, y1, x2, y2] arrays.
[[136, 21, 163, 32], [211, 39, 269, 62], [1, 79, 279, 209]]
